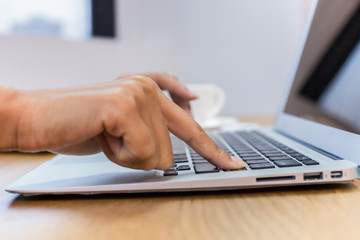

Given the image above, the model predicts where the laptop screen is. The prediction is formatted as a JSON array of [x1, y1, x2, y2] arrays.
[[283, 2, 360, 135]]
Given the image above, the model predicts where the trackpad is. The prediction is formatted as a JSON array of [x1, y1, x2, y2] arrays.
[[12, 154, 161, 191], [18, 171, 159, 190]]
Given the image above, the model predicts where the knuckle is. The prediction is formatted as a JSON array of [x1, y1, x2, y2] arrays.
[[137, 81, 154, 94], [132, 75, 153, 84], [132, 75, 158, 90], [123, 82, 154, 107], [125, 82, 147, 100], [108, 86, 125, 98]]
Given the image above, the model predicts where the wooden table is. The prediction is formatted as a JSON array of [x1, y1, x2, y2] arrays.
[[1, 116, 359, 240]]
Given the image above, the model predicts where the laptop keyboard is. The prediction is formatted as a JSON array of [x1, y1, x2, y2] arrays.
[[163, 131, 319, 176]]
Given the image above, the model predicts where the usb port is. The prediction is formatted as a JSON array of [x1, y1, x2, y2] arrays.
[[331, 171, 343, 179], [304, 172, 323, 181]]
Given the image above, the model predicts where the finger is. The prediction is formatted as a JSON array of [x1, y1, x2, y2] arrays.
[[158, 90, 246, 170]]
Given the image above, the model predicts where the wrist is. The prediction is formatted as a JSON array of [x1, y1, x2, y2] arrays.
[[0, 86, 27, 150]]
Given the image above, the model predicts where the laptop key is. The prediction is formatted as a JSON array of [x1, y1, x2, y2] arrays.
[[234, 149, 253, 152], [163, 169, 178, 176], [241, 156, 265, 161], [260, 150, 282, 154], [289, 153, 305, 157], [177, 165, 191, 171], [245, 160, 269, 164], [295, 156, 311, 161], [284, 150, 298, 154], [263, 153, 287, 157], [238, 153, 261, 157], [273, 160, 302, 167], [302, 160, 319, 165], [192, 159, 208, 163], [268, 156, 293, 161], [249, 163, 275, 170], [194, 163, 220, 174], [236, 152, 257, 156], [174, 159, 188, 163]]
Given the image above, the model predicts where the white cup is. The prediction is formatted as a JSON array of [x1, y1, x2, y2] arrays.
[[186, 84, 226, 125]]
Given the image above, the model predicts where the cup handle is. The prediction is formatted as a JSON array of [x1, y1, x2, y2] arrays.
[[208, 85, 226, 119]]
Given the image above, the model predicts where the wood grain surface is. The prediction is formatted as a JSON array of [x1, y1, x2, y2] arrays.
[[1, 117, 359, 240]]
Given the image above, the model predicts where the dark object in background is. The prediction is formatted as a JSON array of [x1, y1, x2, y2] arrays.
[[91, 0, 116, 38]]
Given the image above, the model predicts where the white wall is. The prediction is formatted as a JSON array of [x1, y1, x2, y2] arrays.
[[0, 0, 311, 116]]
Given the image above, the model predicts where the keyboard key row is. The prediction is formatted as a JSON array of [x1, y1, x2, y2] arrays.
[[165, 131, 320, 176]]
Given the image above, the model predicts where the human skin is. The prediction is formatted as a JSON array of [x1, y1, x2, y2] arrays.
[[0, 73, 246, 171]]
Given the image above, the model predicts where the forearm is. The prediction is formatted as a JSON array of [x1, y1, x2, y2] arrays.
[[0, 86, 25, 151]]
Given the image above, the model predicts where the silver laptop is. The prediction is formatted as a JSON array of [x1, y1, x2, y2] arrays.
[[6, 0, 360, 195]]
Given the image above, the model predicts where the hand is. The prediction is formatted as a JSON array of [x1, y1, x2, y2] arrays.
[[0, 77, 246, 170]]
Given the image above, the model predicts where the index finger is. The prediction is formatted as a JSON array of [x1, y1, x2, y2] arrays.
[[157, 89, 246, 170]]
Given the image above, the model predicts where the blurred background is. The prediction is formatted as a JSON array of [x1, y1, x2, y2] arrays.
[[0, 0, 312, 116]]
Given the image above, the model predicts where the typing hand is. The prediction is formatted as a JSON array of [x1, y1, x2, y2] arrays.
[[1, 76, 246, 170]]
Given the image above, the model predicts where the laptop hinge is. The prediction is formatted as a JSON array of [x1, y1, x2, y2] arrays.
[[276, 130, 343, 160]]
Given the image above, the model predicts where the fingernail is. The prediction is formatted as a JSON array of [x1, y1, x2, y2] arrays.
[[183, 87, 198, 99], [186, 91, 198, 99], [231, 156, 247, 168], [189, 93, 198, 99]]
